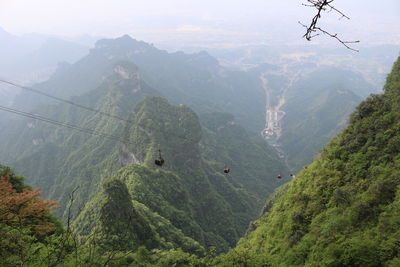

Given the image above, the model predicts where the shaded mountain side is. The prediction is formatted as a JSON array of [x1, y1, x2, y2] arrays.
[[8, 38, 88, 73], [200, 112, 289, 201], [0, 28, 88, 73], [0, 28, 89, 106], [280, 67, 365, 172], [247, 63, 375, 174], [12, 35, 265, 132], [215, 57, 400, 266]]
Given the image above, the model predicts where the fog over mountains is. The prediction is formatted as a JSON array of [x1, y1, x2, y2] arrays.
[[0, 1, 399, 265], [0, 27, 90, 105], [1, 0, 399, 47]]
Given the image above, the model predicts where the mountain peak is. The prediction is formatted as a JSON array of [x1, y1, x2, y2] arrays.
[[118, 34, 134, 41], [94, 35, 154, 52], [188, 50, 219, 67]]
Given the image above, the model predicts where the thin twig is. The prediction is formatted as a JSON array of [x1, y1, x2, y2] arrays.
[[300, 0, 359, 51]]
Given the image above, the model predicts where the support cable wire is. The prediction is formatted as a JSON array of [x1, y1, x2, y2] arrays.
[[1, 79, 236, 152], [0, 79, 263, 174], [0, 79, 133, 124], [0, 106, 285, 176], [0, 79, 229, 169], [0, 104, 232, 173], [0, 105, 134, 145]]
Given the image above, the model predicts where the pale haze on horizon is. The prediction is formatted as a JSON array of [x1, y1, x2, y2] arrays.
[[0, 0, 399, 48]]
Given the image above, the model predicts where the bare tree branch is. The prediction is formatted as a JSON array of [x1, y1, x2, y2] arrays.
[[300, 0, 360, 51], [66, 186, 80, 230]]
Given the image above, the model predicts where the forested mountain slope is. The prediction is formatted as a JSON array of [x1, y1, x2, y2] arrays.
[[216, 57, 400, 266], [0, 58, 287, 251], [73, 96, 288, 252], [1, 62, 157, 209], [281, 67, 367, 171]]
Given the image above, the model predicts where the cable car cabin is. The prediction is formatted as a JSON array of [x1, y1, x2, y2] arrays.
[[277, 174, 282, 179], [155, 149, 165, 166], [223, 168, 230, 174], [155, 158, 164, 166]]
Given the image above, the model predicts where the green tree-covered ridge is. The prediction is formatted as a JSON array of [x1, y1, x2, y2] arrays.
[[216, 57, 400, 266]]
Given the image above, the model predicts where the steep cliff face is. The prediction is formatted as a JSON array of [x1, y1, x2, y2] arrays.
[[216, 58, 400, 266]]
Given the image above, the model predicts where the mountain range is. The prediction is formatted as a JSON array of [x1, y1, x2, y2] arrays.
[[1, 34, 399, 265]]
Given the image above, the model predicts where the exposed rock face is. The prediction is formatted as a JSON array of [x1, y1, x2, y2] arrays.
[[113, 63, 142, 92], [113, 65, 131, 79], [119, 143, 140, 166]]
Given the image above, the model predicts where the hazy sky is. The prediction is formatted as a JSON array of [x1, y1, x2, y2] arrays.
[[1, 0, 399, 47]]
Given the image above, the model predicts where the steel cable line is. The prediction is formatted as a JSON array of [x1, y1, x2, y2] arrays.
[[0, 79, 234, 154], [0, 79, 133, 124], [0, 106, 281, 176], [0, 82, 265, 175], [0, 77, 235, 172], [0, 105, 135, 145], [0, 104, 231, 173]]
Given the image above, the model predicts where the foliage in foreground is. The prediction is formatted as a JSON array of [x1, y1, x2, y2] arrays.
[[0, 164, 206, 266]]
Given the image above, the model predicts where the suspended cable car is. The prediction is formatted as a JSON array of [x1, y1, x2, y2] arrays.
[[155, 149, 165, 166], [223, 167, 230, 174], [277, 174, 282, 179]]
